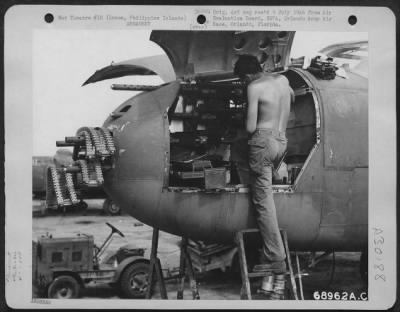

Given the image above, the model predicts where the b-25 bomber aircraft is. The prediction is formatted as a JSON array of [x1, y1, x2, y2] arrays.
[[55, 31, 368, 276]]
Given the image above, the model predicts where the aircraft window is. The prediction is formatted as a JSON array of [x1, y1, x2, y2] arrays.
[[233, 37, 246, 50], [119, 105, 131, 113], [51, 251, 63, 263]]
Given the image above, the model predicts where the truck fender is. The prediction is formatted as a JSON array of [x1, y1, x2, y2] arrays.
[[112, 256, 149, 283], [52, 270, 84, 286]]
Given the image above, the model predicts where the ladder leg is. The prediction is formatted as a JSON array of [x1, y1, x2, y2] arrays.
[[295, 253, 304, 300], [235, 232, 252, 300], [146, 228, 158, 299], [155, 258, 168, 299], [145, 260, 155, 299], [182, 238, 200, 300], [281, 230, 298, 300], [177, 238, 186, 299]]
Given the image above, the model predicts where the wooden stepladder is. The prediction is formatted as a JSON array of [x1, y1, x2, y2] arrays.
[[145, 228, 200, 300], [235, 229, 304, 300]]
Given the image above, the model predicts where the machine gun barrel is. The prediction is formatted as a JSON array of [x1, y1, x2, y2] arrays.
[[111, 84, 160, 91], [56, 141, 75, 147], [180, 82, 245, 99], [65, 136, 85, 144], [64, 166, 81, 173], [57, 136, 85, 147], [111, 82, 245, 100]]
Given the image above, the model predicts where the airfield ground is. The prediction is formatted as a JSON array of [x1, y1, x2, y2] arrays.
[[33, 199, 367, 301]]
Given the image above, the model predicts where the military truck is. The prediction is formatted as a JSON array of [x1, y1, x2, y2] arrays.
[[32, 223, 149, 299]]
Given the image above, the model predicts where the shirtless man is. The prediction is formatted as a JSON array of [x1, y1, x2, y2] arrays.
[[234, 55, 293, 274]]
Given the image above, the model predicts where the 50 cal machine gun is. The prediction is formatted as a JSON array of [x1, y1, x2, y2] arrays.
[[111, 80, 246, 101]]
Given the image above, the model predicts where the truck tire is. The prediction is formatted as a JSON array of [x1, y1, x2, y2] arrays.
[[120, 262, 149, 298], [47, 275, 81, 299], [103, 198, 121, 216]]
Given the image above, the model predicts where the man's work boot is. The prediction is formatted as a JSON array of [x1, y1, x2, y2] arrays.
[[253, 260, 287, 274]]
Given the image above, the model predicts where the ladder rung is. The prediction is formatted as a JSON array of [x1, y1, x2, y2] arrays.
[[248, 271, 290, 278], [248, 272, 272, 278]]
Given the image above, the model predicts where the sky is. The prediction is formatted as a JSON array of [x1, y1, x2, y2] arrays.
[[33, 30, 368, 156]]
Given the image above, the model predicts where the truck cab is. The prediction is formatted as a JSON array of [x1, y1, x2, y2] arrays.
[[33, 223, 149, 299]]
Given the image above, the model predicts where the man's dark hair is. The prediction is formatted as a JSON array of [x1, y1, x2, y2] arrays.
[[233, 54, 262, 77]]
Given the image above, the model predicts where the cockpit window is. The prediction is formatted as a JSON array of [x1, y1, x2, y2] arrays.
[[119, 105, 131, 113]]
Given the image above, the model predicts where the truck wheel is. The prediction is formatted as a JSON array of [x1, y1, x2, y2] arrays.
[[103, 198, 121, 216], [48, 275, 80, 299], [120, 262, 149, 298]]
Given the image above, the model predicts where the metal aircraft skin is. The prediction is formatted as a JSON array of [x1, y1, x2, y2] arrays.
[[63, 31, 368, 253]]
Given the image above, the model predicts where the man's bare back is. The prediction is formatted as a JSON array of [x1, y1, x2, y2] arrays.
[[246, 74, 293, 134]]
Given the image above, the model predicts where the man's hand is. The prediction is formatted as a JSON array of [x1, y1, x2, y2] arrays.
[[290, 87, 295, 104]]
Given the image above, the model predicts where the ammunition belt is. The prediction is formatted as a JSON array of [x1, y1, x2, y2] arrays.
[[49, 126, 116, 209], [98, 127, 116, 154], [94, 160, 104, 185], [77, 159, 90, 185], [87, 127, 108, 156], [76, 159, 104, 187], [75, 126, 115, 159], [48, 165, 64, 205], [79, 130, 96, 158], [65, 172, 79, 204]]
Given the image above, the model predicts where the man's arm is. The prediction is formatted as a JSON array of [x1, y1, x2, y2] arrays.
[[290, 86, 295, 104], [246, 83, 259, 134], [278, 75, 294, 104]]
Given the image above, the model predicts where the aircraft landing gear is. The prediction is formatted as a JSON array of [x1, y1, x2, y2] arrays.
[[103, 198, 121, 216]]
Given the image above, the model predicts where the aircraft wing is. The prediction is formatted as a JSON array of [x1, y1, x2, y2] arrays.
[[82, 54, 176, 86]]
